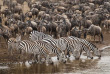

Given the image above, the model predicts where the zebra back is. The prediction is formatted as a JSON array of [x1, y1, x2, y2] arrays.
[[18, 40, 51, 58], [42, 37, 67, 52], [34, 40, 62, 55], [29, 30, 52, 41]]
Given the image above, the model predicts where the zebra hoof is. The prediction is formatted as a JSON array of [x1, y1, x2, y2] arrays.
[[98, 56, 101, 59], [91, 57, 93, 59], [75, 58, 80, 60], [57, 58, 59, 60], [63, 60, 66, 63], [50, 62, 54, 65]]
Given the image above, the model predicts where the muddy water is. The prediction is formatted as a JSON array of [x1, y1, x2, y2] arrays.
[[0, 46, 109, 74], [0, 55, 99, 74]]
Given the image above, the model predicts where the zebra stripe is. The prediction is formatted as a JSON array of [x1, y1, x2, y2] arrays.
[[17, 40, 53, 63], [42, 37, 67, 52], [60, 37, 81, 59], [34, 40, 66, 62], [29, 30, 52, 41], [68, 36, 101, 58], [8, 38, 16, 55]]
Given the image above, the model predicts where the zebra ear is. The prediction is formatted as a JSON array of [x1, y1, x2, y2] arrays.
[[16, 35, 21, 42]]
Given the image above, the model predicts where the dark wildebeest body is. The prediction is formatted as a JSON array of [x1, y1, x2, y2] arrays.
[[84, 24, 103, 42], [70, 27, 82, 38]]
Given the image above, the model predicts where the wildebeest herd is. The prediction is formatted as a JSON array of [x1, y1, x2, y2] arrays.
[[0, 0, 110, 64]]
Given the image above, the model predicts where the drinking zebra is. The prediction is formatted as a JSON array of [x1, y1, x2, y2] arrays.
[[34, 40, 66, 63], [60, 37, 82, 59], [60, 37, 94, 59], [68, 36, 101, 58], [42, 37, 81, 60]]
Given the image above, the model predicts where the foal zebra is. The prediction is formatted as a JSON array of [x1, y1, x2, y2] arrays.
[[68, 36, 101, 58]]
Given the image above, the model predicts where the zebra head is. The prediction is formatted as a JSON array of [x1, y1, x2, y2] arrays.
[[86, 50, 93, 59], [94, 48, 101, 59], [73, 49, 80, 60], [14, 34, 22, 51], [58, 52, 66, 63], [46, 54, 53, 64]]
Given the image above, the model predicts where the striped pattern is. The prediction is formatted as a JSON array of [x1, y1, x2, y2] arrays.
[[8, 38, 16, 55], [68, 36, 101, 58], [34, 40, 66, 62], [42, 37, 67, 52], [60, 37, 81, 59], [8, 31, 101, 62], [18, 40, 53, 63], [29, 30, 52, 41]]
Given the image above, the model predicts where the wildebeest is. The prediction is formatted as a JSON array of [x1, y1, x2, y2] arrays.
[[83, 24, 103, 42], [104, 19, 110, 29], [70, 27, 82, 38], [1, 8, 11, 17]]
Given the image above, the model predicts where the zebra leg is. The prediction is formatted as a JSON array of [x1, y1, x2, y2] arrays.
[[67, 51, 70, 57], [64, 50, 68, 58], [57, 55, 59, 60], [8, 46, 12, 55], [87, 50, 93, 59], [37, 55, 41, 63]]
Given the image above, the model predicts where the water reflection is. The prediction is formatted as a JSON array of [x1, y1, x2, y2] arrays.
[[0, 55, 99, 74]]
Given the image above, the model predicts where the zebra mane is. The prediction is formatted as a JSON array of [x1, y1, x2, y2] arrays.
[[89, 42, 98, 49]]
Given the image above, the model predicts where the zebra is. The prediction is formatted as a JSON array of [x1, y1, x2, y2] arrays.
[[8, 34, 21, 55], [29, 30, 52, 41], [61, 37, 94, 59], [78, 41, 93, 59], [60, 37, 82, 60], [42, 37, 68, 54], [68, 36, 101, 58], [8, 37, 17, 55], [29, 30, 67, 52], [34, 40, 66, 63], [11, 36, 53, 64], [43, 37, 81, 60]]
